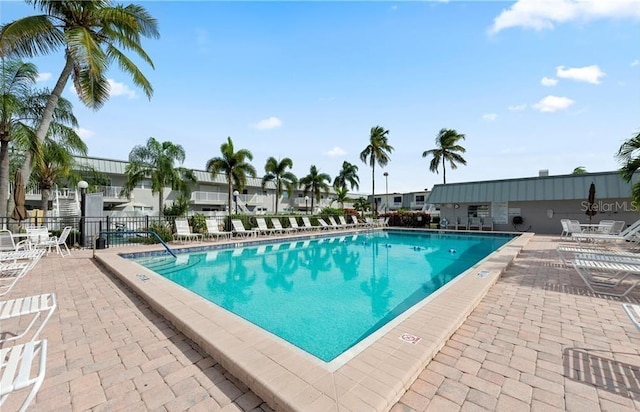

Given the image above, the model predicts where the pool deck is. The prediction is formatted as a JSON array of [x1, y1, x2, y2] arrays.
[[3, 232, 640, 411]]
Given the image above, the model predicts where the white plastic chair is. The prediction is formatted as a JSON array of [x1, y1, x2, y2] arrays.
[[622, 303, 640, 331], [204, 219, 231, 240], [0, 339, 48, 412], [231, 219, 258, 238], [255, 218, 278, 236], [36, 226, 72, 256], [271, 218, 294, 234], [173, 219, 202, 242]]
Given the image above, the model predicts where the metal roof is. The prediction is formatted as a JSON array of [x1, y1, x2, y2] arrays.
[[426, 171, 639, 204]]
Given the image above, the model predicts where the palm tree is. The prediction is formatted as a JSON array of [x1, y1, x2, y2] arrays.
[[572, 166, 587, 175], [422, 128, 467, 184], [333, 161, 360, 191], [616, 130, 640, 205], [332, 187, 350, 209], [261, 157, 297, 215], [298, 165, 331, 213], [353, 197, 371, 216], [32, 131, 87, 219], [360, 125, 393, 216], [206, 137, 257, 215], [0, 1, 159, 188], [121, 137, 196, 217], [0, 58, 78, 218]]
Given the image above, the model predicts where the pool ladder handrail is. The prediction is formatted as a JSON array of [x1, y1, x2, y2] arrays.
[[92, 231, 176, 258]]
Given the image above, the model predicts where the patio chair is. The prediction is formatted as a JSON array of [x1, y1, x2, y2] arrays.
[[173, 219, 203, 243], [350, 215, 365, 228], [327, 216, 342, 229], [0, 339, 48, 412], [0, 251, 45, 297], [468, 217, 482, 230], [288, 217, 304, 232], [0, 231, 30, 252], [302, 217, 320, 231], [556, 244, 640, 265], [36, 226, 72, 257], [572, 258, 640, 297], [455, 217, 468, 230], [572, 218, 640, 243], [339, 215, 356, 228], [622, 303, 640, 331], [0, 293, 57, 344], [25, 227, 51, 250], [481, 217, 494, 231], [271, 218, 294, 234], [255, 218, 279, 236], [204, 219, 231, 241], [231, 219, 258, 238], [560, 219, 570, 237]]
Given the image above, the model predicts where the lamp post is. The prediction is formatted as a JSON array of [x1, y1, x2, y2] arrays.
[[233, 190, 239, 214], [77, 180, 88, 247], [383, 172, 389, 213], [305, 196, 309, 215]]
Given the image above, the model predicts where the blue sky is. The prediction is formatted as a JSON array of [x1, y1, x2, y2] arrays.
[[2, 0, 639, 194]]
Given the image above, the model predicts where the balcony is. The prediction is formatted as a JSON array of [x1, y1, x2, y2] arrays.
[[97, 186, 127, 202], [191, 191, 227, 205], [410, 200, 425, 209]]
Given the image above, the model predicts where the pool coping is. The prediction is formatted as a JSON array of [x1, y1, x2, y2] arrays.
[[95, 228, 533, 411]]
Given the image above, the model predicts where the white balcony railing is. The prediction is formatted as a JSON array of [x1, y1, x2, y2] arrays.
[[191, 191, 227, 204]]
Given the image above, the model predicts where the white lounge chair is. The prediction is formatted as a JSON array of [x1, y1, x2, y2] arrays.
[[0, 231, 30, 252], [339, 215, 356, 228], [271, 218, 294, 234], [0, 339, 48, 412], [255, 218, 279, 236], [572, 219, 640, 243], [572, 258, 640, 297], [622, 303, 640, 331], [173, 219, 202, 243], [204, 219, 231, 241], [327, 216, 342, 229], [313, 218, 330, 231], [231, 219, 258, 238], [288, 217, 304, 232], [302, 217, 320, 231], [350, 215, 365, 228], [0, 293, 57, 344], [557, 244, 640, 265], [0, 250, 45, 297]]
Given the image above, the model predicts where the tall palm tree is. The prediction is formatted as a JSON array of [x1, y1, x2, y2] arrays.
[[206, 137, 257, 215], [0, 58, 79, 218], [298, 165, 331, 213], [32, 130, 87, 219], [331, 187, 350, 209], [261, 157, 297, 215], [121, 137, 196, 217], [422, 128, 467, 184], [333, 161, 360, 191], [360, 125, 393, 216], [0, 0, 159, 188], [616, 130, 640, 205]]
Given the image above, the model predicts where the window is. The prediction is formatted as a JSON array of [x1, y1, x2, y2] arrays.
[[394, 196, 402, 203], [135, 180, 152, 189], [242, 189, 248, 195], [375, 197, 382, 202], [282, 192, 289, 199], [467, 205, 490, 218], [415, 195, 425, 202]]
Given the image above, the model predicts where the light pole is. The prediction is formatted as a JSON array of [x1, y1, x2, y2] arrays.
[[383, 172, 389, 213], [233, 190, 239, 214], [77, 180, 88, 247], [304, 196, 309, 215]]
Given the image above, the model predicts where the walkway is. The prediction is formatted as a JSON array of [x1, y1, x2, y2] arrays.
[[3, 235, 640, 411]]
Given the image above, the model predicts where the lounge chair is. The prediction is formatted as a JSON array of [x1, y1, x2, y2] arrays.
[[302, 217, 320, 231], [455, 217, 468, 230], [172, 219, 202, 243], [0, 231, 30, 252], [288, 217, 304, 232], [339, 215, 356, 228], [622, 303, 640, 331], [204, 219, 231, 241], [572, 258, 640, 297], [350, 215, 365, 228], [572, 218, 640, 243], [0, 293, 57, 344], [255, 218, 279, 236], [557, 244, 640, 265], [560, 219, 571, 238], [327, 216, 342, 229], [314, 218, 331, 231], [481, 217, 493, 231], [0, 250, 45, 297], [271, 218, 294, 234], [0, 339, 48, 412], [36, 226, 72, 257], [468, 217, 482, 230], [231, 219, 258, 238]]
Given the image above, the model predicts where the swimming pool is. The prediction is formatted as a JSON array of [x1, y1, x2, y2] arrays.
[[131, 230, 513, 362]]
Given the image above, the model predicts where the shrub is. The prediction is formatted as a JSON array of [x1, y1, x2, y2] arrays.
[[189, 213, 207, 234], [319, 207, 342, 216], [146, 222, 173, 243]]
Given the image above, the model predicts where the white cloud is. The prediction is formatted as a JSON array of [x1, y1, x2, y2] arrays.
[[75, 127, 95, 139], [107, 79, 137, 98], [508, 104, 527, 111], [482, 113, 498, 121], [541, 76, 558, 86], [632, 59, 640, 67], [325, 146, 346, 157], [556, 65, 605, 84], [489, 0, 640, 33], [36, 72, 52, 82], [253, 116, 283, 130], [533, 95, 575, 112]]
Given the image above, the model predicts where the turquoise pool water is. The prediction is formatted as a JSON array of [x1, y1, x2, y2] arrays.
[[131, 230, 513, 362]]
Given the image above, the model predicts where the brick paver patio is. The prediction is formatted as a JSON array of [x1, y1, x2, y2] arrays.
[[3, 235, 640, 411]]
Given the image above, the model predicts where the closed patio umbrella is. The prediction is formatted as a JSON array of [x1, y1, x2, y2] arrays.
[[11, 170, 27, 222], [585, 182, 597, 224]]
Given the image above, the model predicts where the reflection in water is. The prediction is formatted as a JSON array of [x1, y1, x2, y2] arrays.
[[208, 259, 256, 309], [300, 243, 332, 281], [360, 242, 392, 317], [332, 244, 360, 281], [262, 250, 298, 292]]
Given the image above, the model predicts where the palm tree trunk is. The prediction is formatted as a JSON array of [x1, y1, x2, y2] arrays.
[[158, 188, 164, 217], [41, 188, 50, 220], [0, 139, 10, 219], [442, 157, 446, 184], [371, 163, 376, 217], [19, 55, 74, 187], [275, 183, 279, 215], [228, 180, 233, 215]]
